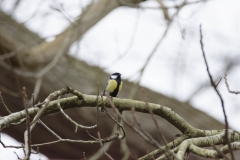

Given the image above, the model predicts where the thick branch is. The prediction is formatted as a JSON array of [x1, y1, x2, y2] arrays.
[[0, 88, 219, 138]]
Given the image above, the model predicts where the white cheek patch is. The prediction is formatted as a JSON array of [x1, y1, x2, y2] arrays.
[[111, 75, 118, 79]]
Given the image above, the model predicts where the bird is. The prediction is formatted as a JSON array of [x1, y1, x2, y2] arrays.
[[101, 72, 122, 111]]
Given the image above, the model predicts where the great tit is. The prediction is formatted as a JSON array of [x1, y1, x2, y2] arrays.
[[101, 72, 122, 111]]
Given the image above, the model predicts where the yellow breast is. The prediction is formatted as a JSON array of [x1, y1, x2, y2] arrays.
[[106, 79, 118, 92]]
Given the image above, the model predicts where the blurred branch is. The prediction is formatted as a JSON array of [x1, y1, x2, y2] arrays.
[[22, 0, 146, 66], [128, 0, 187, 98], [131, 106, 161, 148], [97, 131, 114, 160], [50, 3, 74, 23], [0, 91, 12, 114], [21, 0, 45, 24], [119, 0, 210, 10], [120, 136, 130, 160], [141, 89, 167, 146], [224, 74, 240, 94], [22, 87, 31, 160], [89, 129, 116, 160], [199, 24, 234, 160], [28, 78, 42, 106], [0, 85, 20, 97], [103, 8, 141, 69], [156, 0, 169, 20], [0, 38, 42, 61], [10, 0, 21, 14]]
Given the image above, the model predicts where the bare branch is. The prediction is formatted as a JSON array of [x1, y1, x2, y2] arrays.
[[224, 74, 240, 94], [22, 87, 31, 160], [128, 0, 188, 98], [199, 24, 234, 160], [141, 89, 168, 146], [189, 141, 240, 159], [97, 132, 114, 160], [57, 96, 97, 130], [103, 8, 141, 69], [105, 96, 126, 139], [0, 88, 239, 160], [156, 0, 169, 20], [0, 38, 42, 61], [29, 78, 42, 106], [88, 128, 116, 160], [13, 151, 21, 160], [0, 91, 11, 114], [131, 106, 161, 148], [83, 152, 87, 160], [30, 87, 70, 126], [139, 136, 187, 160], [38, 120, 61, 140]]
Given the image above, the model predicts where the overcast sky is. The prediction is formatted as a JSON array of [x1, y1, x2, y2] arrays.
[[1, 0, 240, 159]]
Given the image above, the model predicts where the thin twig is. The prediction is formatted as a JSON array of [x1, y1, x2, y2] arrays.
[[224, 74, 240, 94], [105, 95, 126, 139], [95, 72, 100, 126], [128, 0, 188, 98], [32, 94, 35, 107], [0, 91, 12, 114], [88, 128, 117, 160], [83, 152, 87, 160], [103, 9, 141, 69], [141, 88, 168, 146], [199, 24, 234, 160], [131, 106, 161, 148], [57, 96, 97, 130], [106, 95, 163, 148], [31, 147, 39, 154], [22, 87, 31, 160], [140, 89, 179, 159], [38, 120, 61, 140], [13, 151, 21, 160], [0, 38, 43, 61], [97, 132, 114, 160], [86, 130, 99, 140], [29, 78, 42, 106], [30, 87, 70, 126]]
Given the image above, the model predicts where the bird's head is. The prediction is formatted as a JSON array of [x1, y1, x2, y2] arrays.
[[110, 72, 121, 80]]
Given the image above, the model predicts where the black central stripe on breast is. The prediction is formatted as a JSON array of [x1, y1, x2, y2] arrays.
[[110, 82, 120, 97]]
